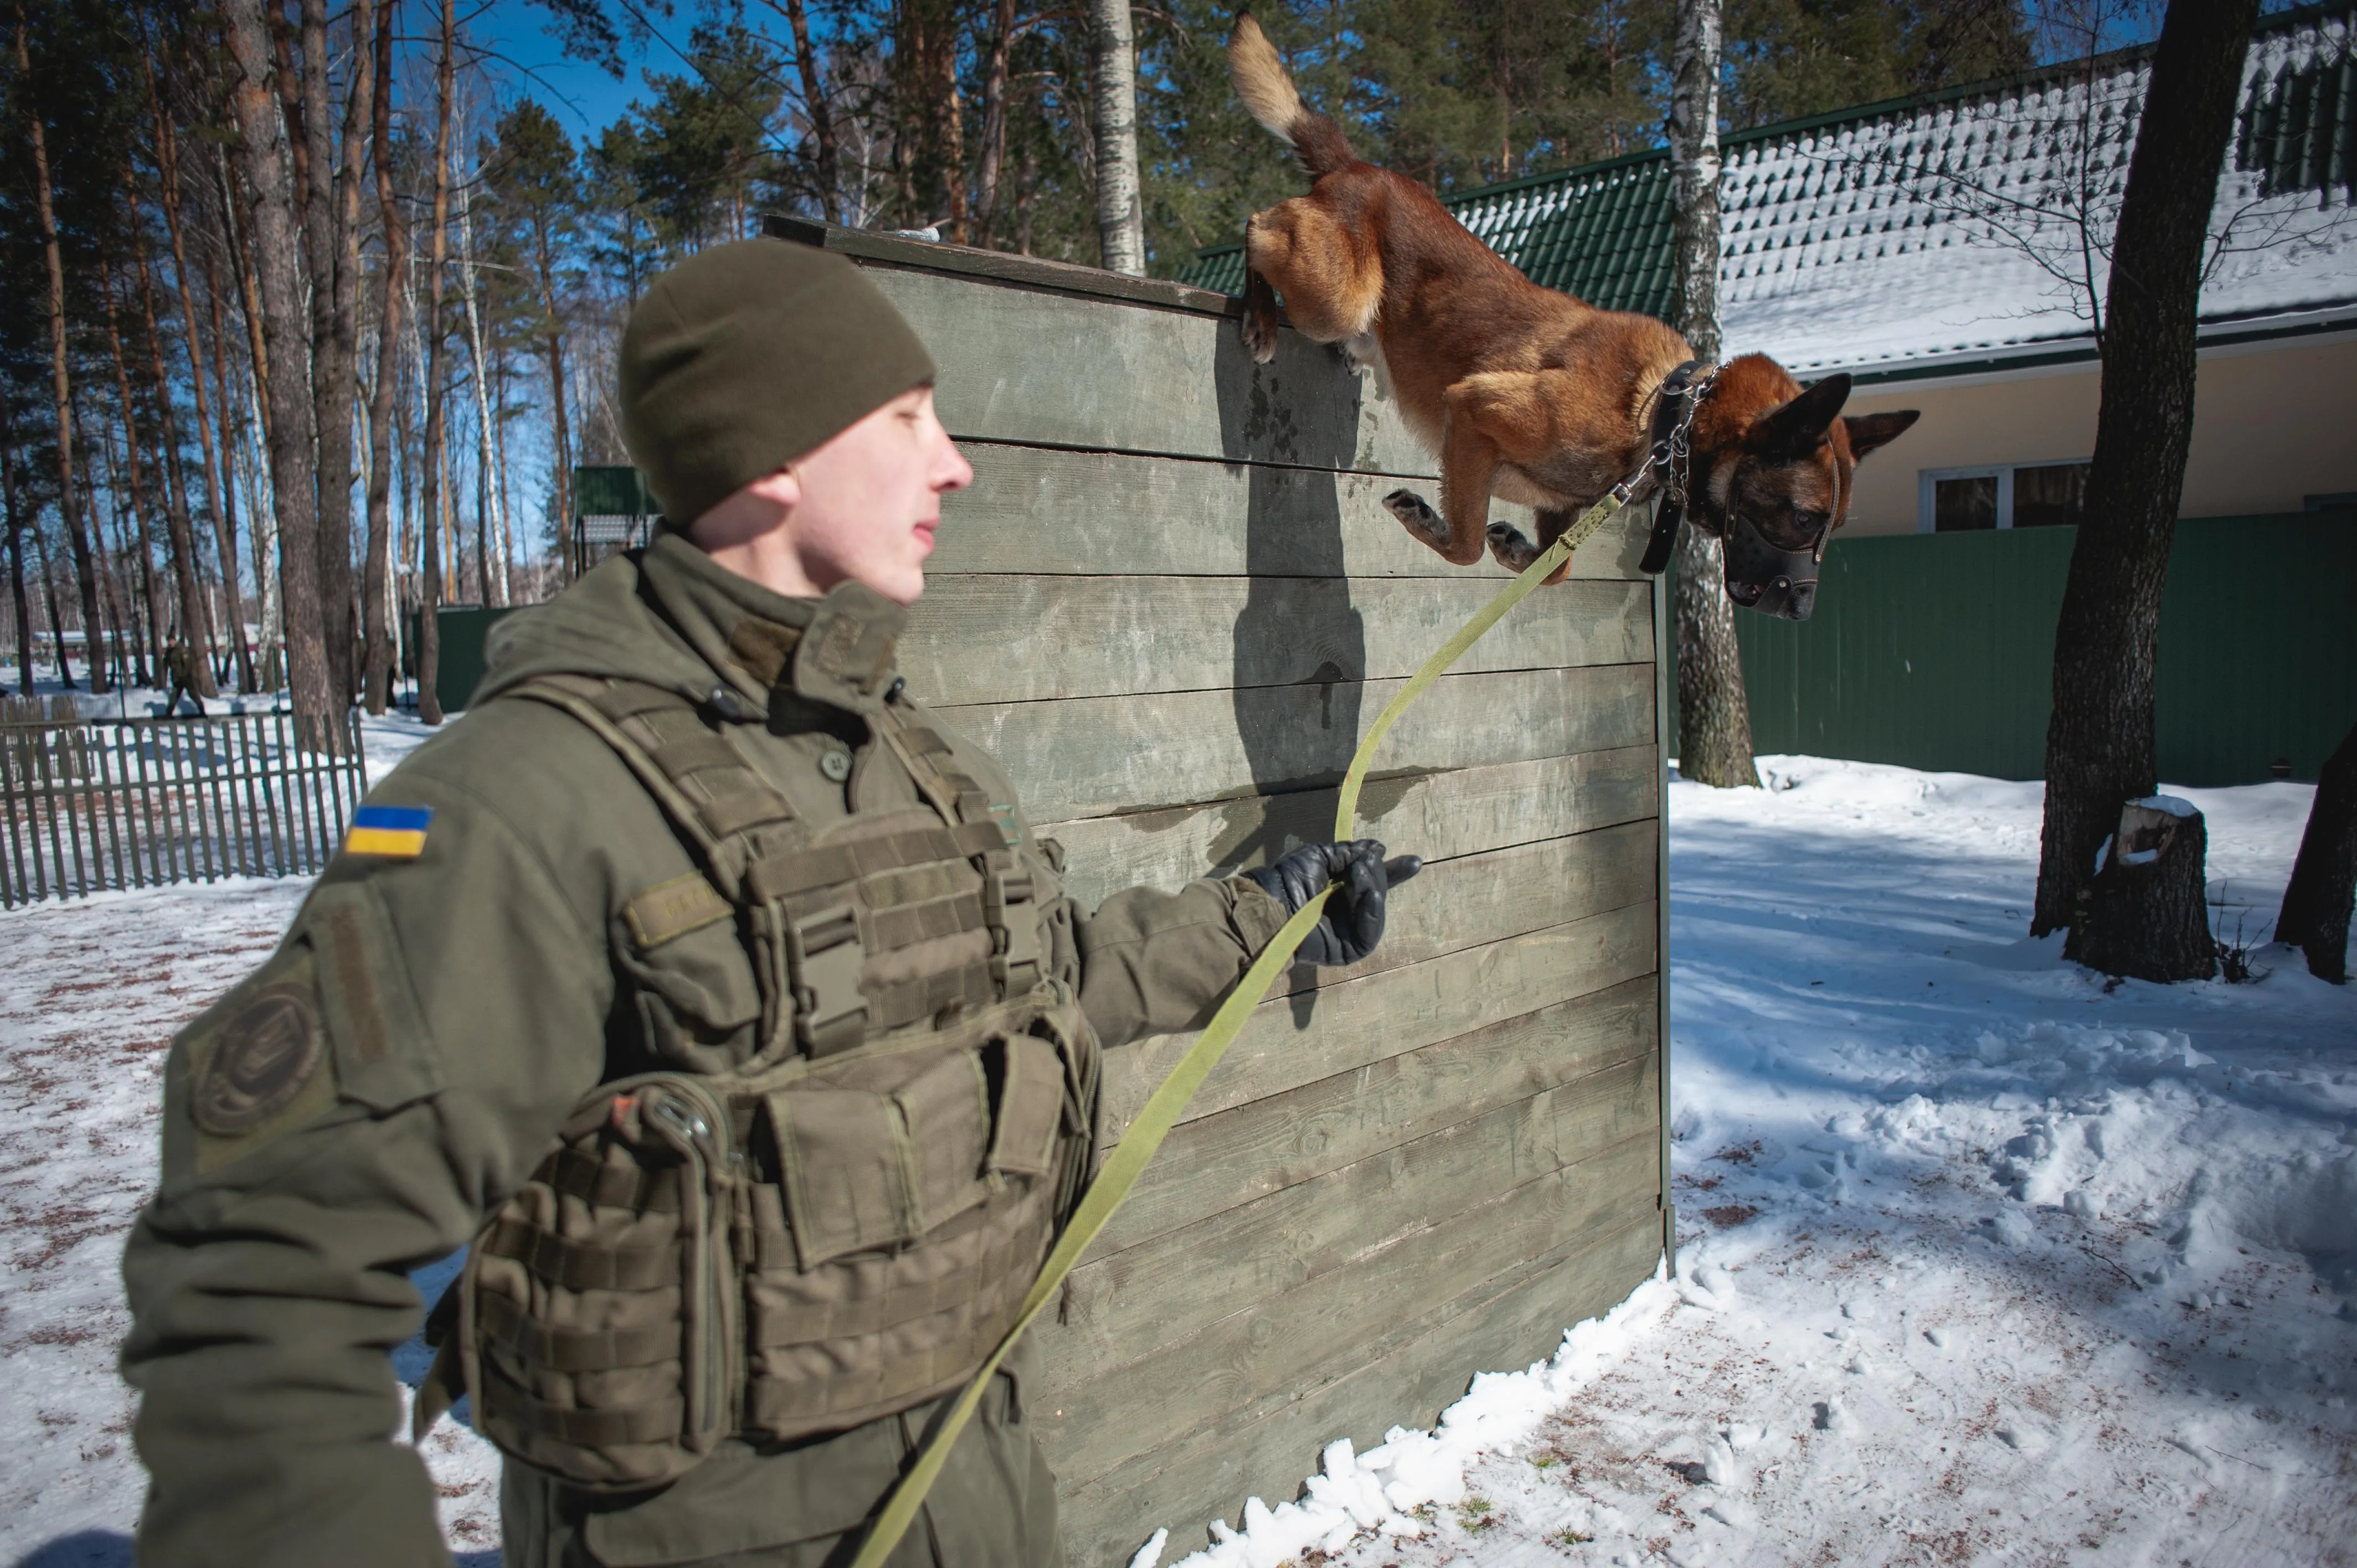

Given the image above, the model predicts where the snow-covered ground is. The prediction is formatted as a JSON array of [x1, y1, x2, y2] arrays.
[[2, 754, 2351, 1567], [1152, 759, 2357, 1568]]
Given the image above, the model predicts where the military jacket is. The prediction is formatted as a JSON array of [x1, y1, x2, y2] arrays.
[[120, 533, 1289, 1568]]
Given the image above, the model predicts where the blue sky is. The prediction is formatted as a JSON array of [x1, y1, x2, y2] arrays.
[[456, 0, 687, 143]]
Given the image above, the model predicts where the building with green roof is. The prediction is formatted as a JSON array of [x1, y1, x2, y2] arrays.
[[1180, 4, 2357, 535]]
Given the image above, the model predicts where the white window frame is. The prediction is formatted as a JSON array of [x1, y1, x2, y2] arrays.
[[1918, 465, 2011, 532], [1917, 460, 2093, 533]]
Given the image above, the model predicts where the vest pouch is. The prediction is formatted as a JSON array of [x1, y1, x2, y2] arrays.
[[461, 1075, 740, 1492], [740, 1022, 1076, 1442]]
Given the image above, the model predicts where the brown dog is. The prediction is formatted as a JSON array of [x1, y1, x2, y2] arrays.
[[1227, 15, 1919, 615]]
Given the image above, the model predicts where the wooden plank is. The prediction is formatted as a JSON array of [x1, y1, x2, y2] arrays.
[[1053, 1215, 1666, 1564], [864, 267, 1434, 474], [1077, 975, 1655, 1269], [772, 214, 1239, 319], [1037, 1123, 1659, 1492], [1038, 746, 1659, 911], [900, 575, 1651, 706], [938, 662, 1656, 824], [927, 442, 1658, 581], [1051, 1037, 1658, 1393], [1097, 850, 1657, 1141]]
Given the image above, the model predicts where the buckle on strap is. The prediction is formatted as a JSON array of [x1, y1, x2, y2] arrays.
[[980, 852, 1043, 994], [784, 904, 868, 1056]]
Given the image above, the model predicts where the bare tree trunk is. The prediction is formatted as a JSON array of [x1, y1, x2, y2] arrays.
[[14, 2, 108, 693], [298, 0, 368, 704], [2278, 723, 2356, 984], [1087, 0, 1146, 275], [362, 0, 401, 712], [767, 0, 840, 223], [416, 0, 454, 725], [455, 164, 503, 604], [96, 251, 172, 678], [148, 60, 249, 695], [1666, 0, 1757, 789], [32, 523, 69, 687], [2030, 0, 2260, 944], [126, 187, 222, 696], [1, 406, 33, 695], [220, 0, 336, 726], [81, 396, 152, 687], [532, 228, 572, 582], [199, 241, 257, 692], [975, 0, 1016, 245]]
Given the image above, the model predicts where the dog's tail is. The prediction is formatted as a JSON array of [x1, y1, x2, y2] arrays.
[[1227, 14, 1357, 182]]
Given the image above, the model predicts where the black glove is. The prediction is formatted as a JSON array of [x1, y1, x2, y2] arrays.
[[1242, 840, 1423, 967]]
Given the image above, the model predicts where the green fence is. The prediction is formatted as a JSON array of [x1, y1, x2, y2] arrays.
[[1715, 512, 2354, 786], [431, 605, 523, 714]]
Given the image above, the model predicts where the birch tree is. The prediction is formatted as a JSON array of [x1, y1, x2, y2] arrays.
[[1666, 0, 1757, 790], [1088, 0, 1146, 275]]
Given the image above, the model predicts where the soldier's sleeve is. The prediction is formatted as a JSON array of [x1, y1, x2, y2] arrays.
[[120, 759, 614, 1568], [1066, 874, 1289, 1049]]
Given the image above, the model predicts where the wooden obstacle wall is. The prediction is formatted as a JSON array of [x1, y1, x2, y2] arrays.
[[780, 221, 1673, 1564]]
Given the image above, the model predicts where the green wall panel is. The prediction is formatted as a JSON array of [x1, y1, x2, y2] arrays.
[[1701, 513, 2353, 786]]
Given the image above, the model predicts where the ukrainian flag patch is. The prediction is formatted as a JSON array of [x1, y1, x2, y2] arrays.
[[344, 804, 433, 859]]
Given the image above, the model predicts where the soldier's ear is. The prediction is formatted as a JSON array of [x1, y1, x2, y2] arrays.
[[1843, 409, 1920, 462]]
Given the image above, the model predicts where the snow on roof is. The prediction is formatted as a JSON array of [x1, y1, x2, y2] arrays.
[[1178, 5, 2357, 380]]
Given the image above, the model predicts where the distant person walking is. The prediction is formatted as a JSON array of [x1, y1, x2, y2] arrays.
[[161, 641, 204, 718]]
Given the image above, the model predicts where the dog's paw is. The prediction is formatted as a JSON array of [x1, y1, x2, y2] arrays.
[[1239, 308, 1278, 365], [1383, 489, 1449, 551], [1488, 521, 1541, 572]]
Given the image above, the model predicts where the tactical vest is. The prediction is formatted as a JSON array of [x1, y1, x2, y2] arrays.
[[423, 669, 1098, 1492]]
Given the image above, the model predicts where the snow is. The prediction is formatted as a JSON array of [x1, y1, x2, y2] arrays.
[[4, 752, 2353, 1566], [1144, 757, 2355, 1568]]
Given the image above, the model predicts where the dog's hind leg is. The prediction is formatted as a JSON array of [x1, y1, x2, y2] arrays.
[[1240, 266, 1282, 363], [1243, 198, 1381, 353]]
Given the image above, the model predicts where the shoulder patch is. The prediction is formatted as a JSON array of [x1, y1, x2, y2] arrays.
[[346, 804, 433, 858], [191, 981, 325, 1135]]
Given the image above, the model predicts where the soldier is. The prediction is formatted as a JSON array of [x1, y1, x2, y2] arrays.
[[121, 239, 1418, 1567], [161, 638, 204, 718]]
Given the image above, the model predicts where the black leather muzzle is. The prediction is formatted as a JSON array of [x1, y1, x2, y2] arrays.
[[1720, 510, 1824, 621]]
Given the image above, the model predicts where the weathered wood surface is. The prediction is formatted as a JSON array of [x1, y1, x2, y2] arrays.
[[1104, 902, 1655, 1144], [1037, 1119, 1657, 1490], [767, 213, 1240, 318], [825, 251, 1669, 1565], [1048, 1025, 1657, 1400], [1085, 972, 1656, 1265], [1054, 1215, 1665, 1564], [1039, 745, 1658, 911], [867, 267, 1434, 475], [938, 662, 1655, 824], [926, 443, 1656, 581], [903, 574, 1650, 705]]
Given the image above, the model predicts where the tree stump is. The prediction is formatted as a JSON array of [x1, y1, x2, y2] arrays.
[[2066, 797, 2217, 982], [2277, 723, 2356, 984]]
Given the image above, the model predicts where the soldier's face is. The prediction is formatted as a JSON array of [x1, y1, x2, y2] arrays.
[[785, 386, 974, 605]]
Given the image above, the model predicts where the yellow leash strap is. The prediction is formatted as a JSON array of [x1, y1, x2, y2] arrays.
[[848, 494, 1625, 1566]]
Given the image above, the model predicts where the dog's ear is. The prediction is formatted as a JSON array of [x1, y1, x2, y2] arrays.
[[1750, 373, 1851, 457], [1843, 409, 1920, 462]]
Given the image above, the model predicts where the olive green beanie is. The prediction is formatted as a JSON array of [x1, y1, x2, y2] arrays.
[[617, 240, 938, 525]]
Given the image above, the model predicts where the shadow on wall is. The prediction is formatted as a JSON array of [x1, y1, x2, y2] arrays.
[[1213, 321, 1368, 1030]]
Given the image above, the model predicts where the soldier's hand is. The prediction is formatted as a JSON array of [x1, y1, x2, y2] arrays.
[[1243, 840, 1422, 967]]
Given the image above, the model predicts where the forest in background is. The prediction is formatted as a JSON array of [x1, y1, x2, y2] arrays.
[[0, 0, 2119, 720]]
